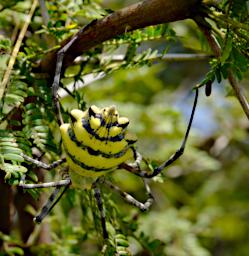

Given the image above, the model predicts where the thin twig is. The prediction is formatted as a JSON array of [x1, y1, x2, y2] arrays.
[[0, 0, 38, 99], [196, 19, 249, 120], [58, 53, 211, 98], [74, 53, 212, 64], [227, 70, 249, 119]]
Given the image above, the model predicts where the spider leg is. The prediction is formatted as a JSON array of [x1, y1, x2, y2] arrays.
[[103, 179, 154, 211], [122, 88, 199, 178], [21, 153, 66, 170], [19, 179, 71, 189], [92, 179, 108, 240], [52, 36, 79, 125], [51, 19, 97, 125], [129, 147, 142, 168], [33, 179, 71, 223]]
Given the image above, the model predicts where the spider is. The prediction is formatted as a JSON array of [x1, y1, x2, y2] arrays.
[[19, 21, 199, 241]]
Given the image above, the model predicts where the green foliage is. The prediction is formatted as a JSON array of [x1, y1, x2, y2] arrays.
[[0, 38, 11, 54], [1, 80, 28, 113], [105, 24, 175, 45], [0, 130, 27, 183], [0, 0, 248, 255], [199, 0, 249, 87], [22, 102, 58, 153]]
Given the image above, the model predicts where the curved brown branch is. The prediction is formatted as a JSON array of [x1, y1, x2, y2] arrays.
[[38, 0, 201, 76]]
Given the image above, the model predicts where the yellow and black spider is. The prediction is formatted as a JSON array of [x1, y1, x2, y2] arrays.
[[19, 21, 199, 240]]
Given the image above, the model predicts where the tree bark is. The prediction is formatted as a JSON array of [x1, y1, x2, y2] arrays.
[[38, 0, 201, 76], [0, 173, 13, 249]]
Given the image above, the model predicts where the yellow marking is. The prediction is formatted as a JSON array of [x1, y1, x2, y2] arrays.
[[60, 106, 136, 181], [60, 124, 133, 169], [90, 105, 100, 114], [70, 109, 86, 119], [73, 119, 130, 154], [90, 116, 101, 130], [119, 117, 129, 125], [66, 155, 110, 178], [109, 126, 122, 137]]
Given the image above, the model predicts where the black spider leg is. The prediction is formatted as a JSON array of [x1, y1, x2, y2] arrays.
[[21, 153, 66, 170], [34, 180, 71, 223], [103, 178, 154, 211], [19, 153, 68, 188], [52, 35, 79, 126], [92, 179, 109, 240], [122, 88, 199, 178], [19, 153, 67, 189], [19, 153, 71, 222], [19, 177, 71, 223], [129, 146, 142, 168], [19, 179, 71, 189], [52, 19, 97, 126]]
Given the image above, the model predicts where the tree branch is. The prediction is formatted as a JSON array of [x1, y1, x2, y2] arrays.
[[38, 0, 201, 76], [196, 18, 249, 120]]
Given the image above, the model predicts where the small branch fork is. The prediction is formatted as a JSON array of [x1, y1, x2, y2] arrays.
[[196, 18, 249, 120]]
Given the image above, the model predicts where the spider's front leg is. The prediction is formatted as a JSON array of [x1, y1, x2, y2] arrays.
[[51, 19, 98, 126], [122, 88, 199, 178], [20, 153, 66, 170], [19, 152, 68, 189]]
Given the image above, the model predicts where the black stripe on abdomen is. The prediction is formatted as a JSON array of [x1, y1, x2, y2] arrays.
[[68, 128, 129, 158], [82, 118, 124, 142], [65, 148, 112, 172]]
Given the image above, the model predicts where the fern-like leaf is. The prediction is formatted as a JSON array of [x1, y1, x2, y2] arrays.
[[0, 130, 27, 183], [22, 103, 58, 153], [2, 80, 28, 114]]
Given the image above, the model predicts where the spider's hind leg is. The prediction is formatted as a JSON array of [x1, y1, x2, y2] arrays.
[[103, 178, 154, 212], [92, 179, 109, 240], [19, 153, 71, 224], [18, 178, 71, 223], [34, 180, 71, 224]]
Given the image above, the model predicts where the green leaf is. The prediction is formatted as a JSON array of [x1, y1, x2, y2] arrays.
[[221, 35, 233, 64], [1, 162, 27, 181], [2, 153, 23, 162]]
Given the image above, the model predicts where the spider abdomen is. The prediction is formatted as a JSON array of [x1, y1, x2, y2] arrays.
[[60, 106, 136, 179]]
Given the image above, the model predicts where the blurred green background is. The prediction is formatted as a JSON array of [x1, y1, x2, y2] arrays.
[[0, 0, 249, 255]]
